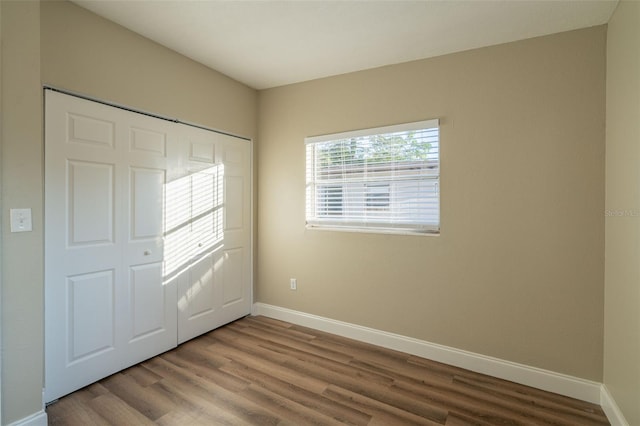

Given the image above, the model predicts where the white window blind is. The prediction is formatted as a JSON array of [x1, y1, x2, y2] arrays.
[[305, 119, 440, 234]]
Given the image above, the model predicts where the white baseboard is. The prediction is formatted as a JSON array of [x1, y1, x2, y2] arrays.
[[601, 385, 630, 426], [252, 303, 602, 404], [7, 410, 47, 426]]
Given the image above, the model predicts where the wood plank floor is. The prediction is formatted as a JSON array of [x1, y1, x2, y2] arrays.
[[47, 315, 610, 425]]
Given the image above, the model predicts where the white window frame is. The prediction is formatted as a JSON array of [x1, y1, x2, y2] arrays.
[[305, 119, 440, 235]]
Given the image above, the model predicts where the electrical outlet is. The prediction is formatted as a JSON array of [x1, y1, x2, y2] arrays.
[[290, 278, 297, 290]]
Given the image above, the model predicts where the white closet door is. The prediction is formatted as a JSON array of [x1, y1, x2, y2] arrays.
[[174, 127, 252, 343], [120, 112, 178, 367], [45, 90, 252, 402], [44, 91, 177, 402], [216, 134, 252, 325]]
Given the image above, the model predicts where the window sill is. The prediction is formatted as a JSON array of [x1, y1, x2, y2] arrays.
[[305, 224, 440, 237]]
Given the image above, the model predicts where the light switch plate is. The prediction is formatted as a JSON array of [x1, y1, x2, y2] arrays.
[[10, 208, 32, 232]]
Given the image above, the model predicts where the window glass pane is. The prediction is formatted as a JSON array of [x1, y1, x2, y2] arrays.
[[305, 119, 439, 234]]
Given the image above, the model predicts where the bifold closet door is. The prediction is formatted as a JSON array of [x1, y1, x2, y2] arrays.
[[44, 91, 177, 402], [45, 91, 252, 403], [171, 126, 252, 344]]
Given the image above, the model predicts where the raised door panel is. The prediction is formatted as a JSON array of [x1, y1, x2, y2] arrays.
[[192, 166, 224, 257], [130, 167, 165, 241], [129, 127, 166, 157], [67, 270, 116, 362], [190, 140, 216, 164], [177, 251, 222, 344], [67, 160, 115, 246], [164, 172, 193, 277], [222, 248, 244, 307], [129, 263, 165, 341], [186, 253, 216, 320], [67, 113, 115, 149], [125, 260, 176, 364], [224, 176, 244, 232], [45, 269, 122, 400]]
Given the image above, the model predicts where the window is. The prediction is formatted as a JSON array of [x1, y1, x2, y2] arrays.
[[305, 119, 440, 234]]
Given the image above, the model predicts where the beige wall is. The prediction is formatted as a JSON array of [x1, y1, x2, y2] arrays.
[[41, 0, 257, 139], [0, 3, 3, 422], [258, 26, 606, 381], [0, 1, 617, 422], [0, 1, 257, 423], [604, 1, 640, 424], [1, 1, 43, 423]]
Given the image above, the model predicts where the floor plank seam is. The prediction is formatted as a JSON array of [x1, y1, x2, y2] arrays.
[[47, 316, 610, 426]]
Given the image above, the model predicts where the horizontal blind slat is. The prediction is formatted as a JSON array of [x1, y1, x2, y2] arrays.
[[306, 120, 440, 233]]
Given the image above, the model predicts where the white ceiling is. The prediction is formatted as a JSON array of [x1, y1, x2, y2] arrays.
[[72, 0, 618, 90]]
